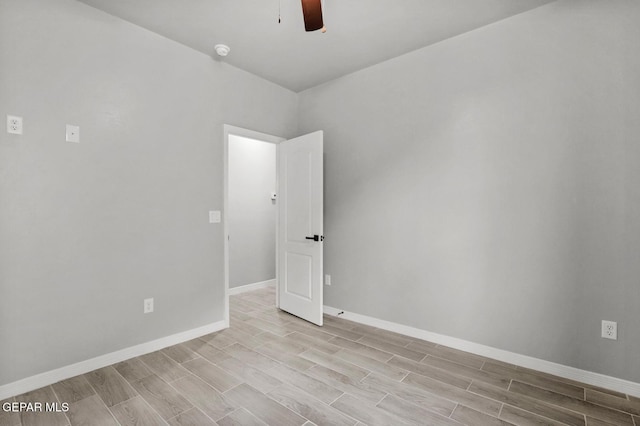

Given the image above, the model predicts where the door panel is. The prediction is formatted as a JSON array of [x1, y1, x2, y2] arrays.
[[285, 252, 313, 299], [286, 150, 312, 241], [278, 131, 323, 325]]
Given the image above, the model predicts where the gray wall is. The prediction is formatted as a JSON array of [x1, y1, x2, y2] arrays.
[[229, 135, 276, 288], [0, 0, 297, 386], [2, 0, 639, 389], [298, 0, 640, 382]]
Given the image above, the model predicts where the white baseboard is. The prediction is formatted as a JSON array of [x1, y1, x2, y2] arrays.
[[0, 320, 227, 400], [324, 305, 640, 398], [229, 279, 275, 295]]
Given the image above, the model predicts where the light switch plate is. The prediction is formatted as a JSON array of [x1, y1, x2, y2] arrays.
[[66, 124, 80, 143], [209, 210, 221, 223]]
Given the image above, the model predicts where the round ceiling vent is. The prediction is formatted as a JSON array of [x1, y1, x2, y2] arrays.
[[214, 44, 230, 57]]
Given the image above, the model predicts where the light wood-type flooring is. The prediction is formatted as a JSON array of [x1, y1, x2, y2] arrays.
[[2, 286, 639, 426]]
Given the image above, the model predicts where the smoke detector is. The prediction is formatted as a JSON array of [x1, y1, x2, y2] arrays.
[[214, 44, 230, 57]]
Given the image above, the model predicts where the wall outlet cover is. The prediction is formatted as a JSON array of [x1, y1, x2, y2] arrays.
[[601, 320, 617, 340], [7, 115, 23, 135], [144, 298, 154, 314]]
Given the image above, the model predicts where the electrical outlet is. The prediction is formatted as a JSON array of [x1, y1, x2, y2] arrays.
[[325, 274, 331, 286], [601, 320, 617, 340], [7, 115, 23, 135], [144, 298, 154, 314]]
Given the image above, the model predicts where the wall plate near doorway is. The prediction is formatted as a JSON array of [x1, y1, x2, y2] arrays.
[[66, 124, 80, 143], [209, 210, 221, 223]]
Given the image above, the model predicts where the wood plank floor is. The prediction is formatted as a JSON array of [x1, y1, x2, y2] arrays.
[[3, 286, 638, 426]]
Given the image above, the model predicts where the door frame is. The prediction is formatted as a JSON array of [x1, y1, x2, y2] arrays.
[[223, 125, 285, 326]]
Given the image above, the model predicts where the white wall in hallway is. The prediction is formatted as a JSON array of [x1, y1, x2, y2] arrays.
[[229, 135, 277, 288]]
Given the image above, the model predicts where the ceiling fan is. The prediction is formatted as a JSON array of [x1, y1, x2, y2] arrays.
[[300, 0, 325, 32], [277, 0, 326, 32], [217, 0, 325, 58]]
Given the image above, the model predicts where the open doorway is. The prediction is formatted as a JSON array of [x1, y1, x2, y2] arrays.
[[228, 135, 277, 292], [224, 125, 325, 327], [223, 125, 284, 324]]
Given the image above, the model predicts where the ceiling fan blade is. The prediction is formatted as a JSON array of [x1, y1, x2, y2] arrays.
[[301, 0, 324, 32]]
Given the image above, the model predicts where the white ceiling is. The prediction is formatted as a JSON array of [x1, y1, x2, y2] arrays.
[[77, 0, 555, 92]]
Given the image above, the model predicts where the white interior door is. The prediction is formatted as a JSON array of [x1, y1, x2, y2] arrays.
[[278, 131, 323, 326]]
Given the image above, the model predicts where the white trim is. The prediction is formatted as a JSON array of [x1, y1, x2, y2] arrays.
[[324, 305, 640, 398], [229, 279, 276, 295], [0, 320, 227, 400]]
